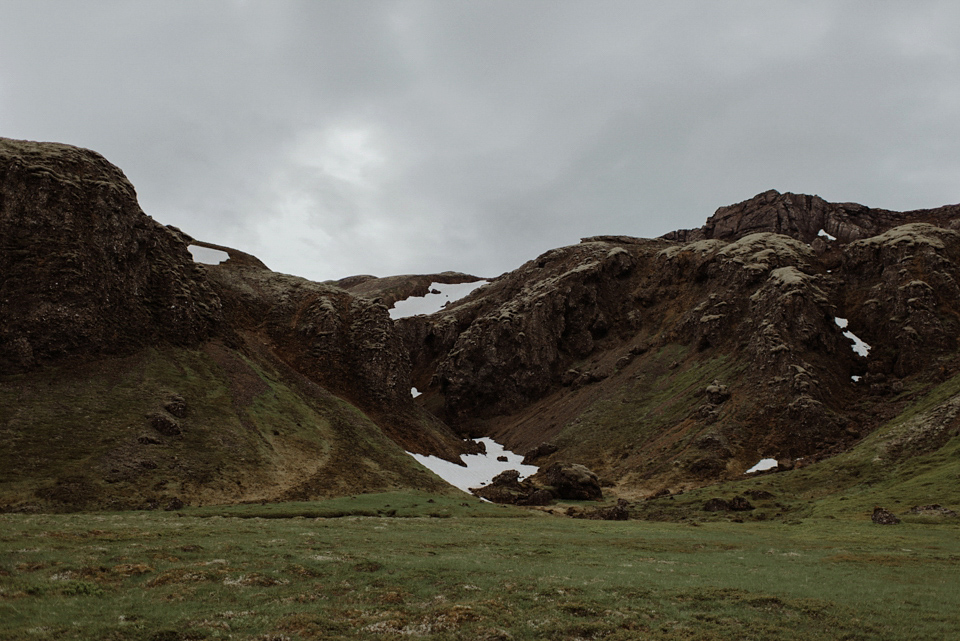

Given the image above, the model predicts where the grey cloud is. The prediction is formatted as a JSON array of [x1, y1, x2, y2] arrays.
[[2, 1, 959, 281]]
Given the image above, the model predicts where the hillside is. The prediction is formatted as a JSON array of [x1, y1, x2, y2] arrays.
[[0, 137, 465, 512], [393, 190, 960, 502], [2, 137, 960, 515]]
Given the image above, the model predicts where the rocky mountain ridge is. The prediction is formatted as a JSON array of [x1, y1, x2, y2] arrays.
[[3, 137, 960, 512], [389, 190, 960, 495]]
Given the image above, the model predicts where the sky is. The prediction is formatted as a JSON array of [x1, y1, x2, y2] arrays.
[[2, 1, 959, 281]]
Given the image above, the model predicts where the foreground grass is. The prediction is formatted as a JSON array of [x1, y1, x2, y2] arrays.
[[1, 494, 958, 641]]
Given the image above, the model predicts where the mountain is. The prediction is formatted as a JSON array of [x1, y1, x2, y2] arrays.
[[0, 137, 466, 512], [395, 190, 960, 499], [3, 137, 959, 513]]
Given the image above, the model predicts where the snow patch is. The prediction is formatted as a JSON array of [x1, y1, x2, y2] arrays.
[[389, 281, 488, 319], [851, 375, 861, 382], [188, 245, 229, 265], [745, 458, 778, 474], [834, 317, 871, 357], [411, 387, 422, 398], [407, 437, 537, 494], [843, 330, 871, 357], [818, 229, 837, 241]]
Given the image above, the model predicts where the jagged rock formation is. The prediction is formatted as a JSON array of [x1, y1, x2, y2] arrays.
[[664, 189, 960, 246]]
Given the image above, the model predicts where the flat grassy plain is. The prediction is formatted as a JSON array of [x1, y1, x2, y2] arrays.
[[2, 493, 958, 641]]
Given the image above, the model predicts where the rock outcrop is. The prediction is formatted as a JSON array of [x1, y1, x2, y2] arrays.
[[871, 507, 901, 525], [470, 470, 554, 506], [0, 138, 221, 372], [395, 187, 960, 490], [469, 462, 603, 505], [663, 189, 960, 246]]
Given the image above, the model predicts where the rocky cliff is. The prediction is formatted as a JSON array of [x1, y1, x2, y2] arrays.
[[0, 138, 221, 372], [3, 138, 960, 511], [0, 138, 464, 512]]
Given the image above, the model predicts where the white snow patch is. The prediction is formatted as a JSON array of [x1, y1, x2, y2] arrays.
[[834, 317, 871, 356], [851, 375, 861, 382], [188, 245, 229, 265], [407, 437, 537, 494], [745, 458, 778, 474], [411, 387, 422, 398], [843, 331, 871, 357], [818, 229, 837, 241], [389, 281, 488, 319]]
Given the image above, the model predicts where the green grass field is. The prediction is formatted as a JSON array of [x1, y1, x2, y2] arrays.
[[2, 492, 958, 640]]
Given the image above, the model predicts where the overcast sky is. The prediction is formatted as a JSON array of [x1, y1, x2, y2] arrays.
[[2, 1, 959, 281]]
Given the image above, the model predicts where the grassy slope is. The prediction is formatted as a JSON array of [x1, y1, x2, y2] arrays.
[[0, 343, 452, 512], [548, 342, 746, 488], [635, 369, 960, 523], [0, 496, 957, 640]]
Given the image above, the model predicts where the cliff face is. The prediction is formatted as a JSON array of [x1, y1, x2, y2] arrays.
[[0, 138, 221, 372]]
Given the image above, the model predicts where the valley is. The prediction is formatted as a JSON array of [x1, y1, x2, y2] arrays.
[[2, 136, 960, 639]]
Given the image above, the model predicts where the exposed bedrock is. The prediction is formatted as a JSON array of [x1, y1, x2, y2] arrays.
[[0, 137, 221, 372]]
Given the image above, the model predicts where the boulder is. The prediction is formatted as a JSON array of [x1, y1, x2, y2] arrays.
[[163, 395, 188, 418], [871, 507, 901, 525], [532, 463, 602, 501], [583, 498, 630, 521], [148, 412, 181, 437], [521, 442, 558, 464], [703, 498, 730, 512], [704, 380, 731, 404]]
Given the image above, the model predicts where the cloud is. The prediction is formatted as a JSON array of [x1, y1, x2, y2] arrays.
[[2, 1, 959, 281]]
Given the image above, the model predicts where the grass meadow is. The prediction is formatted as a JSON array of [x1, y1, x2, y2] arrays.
[[1, 492, 958, 640]]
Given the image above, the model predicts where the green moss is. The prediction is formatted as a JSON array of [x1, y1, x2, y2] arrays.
[[0, 343, 451, 511]]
